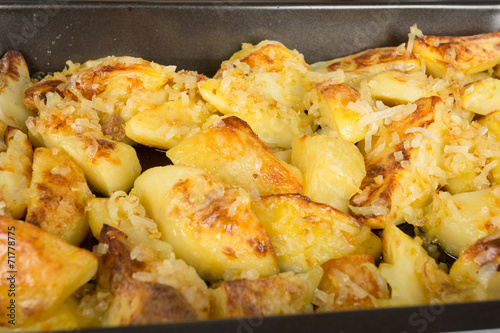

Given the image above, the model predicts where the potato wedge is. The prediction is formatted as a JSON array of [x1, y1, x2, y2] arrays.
[[0, 216, 97, 327], [459, 78, 500, 116], [198, 40, 312, 148], [307, 83, 368, 143], [412, 31, 500, 78], [421, 188, 500, 258], [315, 255, 389, 311], [87, 192, 175, 261], [133, 165, 278, 281], [211, 266, 322, 319], [25, 147, 93, 245], [0, 50, 34, 132], [291, 134, 365, 213], [350, 96, 446, 228], [378, 223, 462, 306], [311, 46, 421, 85], [251, 194, 381, 273], [0, 127, 33, 219], [167, 116, 303, 196], [449, 231, 500, 301], [27, 110, 141, 196], [97, 225, 202, 326]]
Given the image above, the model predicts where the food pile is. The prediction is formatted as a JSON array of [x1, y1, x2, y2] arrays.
[[1, 25, 500, 330]]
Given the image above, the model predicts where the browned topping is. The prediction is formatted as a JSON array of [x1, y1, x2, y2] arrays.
[[102, 114, 126, 141]]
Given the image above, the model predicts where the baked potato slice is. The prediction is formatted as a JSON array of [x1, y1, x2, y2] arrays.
[[291, 134, 365, 213], [459, 78, 500, 116], [0, 127, 33, 219], [211, 266, 322, 319], [0, 50, 34, 132], [478, 110, 500, 185], [251, 194, 381, 273], [315, 254, 389, 311], [378, 223, 462, 306], [25, 147, 93, 245], [167, 116, 303, 196], [198, 40, 312, 148], [368, 70, 430, 106], [133, 165, 278, 281], [27, 110, 141, 196], [412, 31, 500, 78], [449, 231, 500, 301], [0, 216, 97, 327], [349, 96, 446, 228]]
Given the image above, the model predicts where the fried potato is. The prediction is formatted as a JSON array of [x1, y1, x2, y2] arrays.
[[0, 127, 33, 219], [378, 223, 463, 306], [251, 194, 381, 273], [307, 83, 368, 143], [478, 110, 500, 185], [27, 110, 141, 195], [291, 134, 365, 213], [167, 116, 303, 196], [0, 50, 34, 132], [0, 216, 97, 327], [87, 192, 175, 261], [25, 147, 93, 245], [449, 231, 500, 300], [133, 165, 278, 281], [97, 225, 201, 326], [368, 70, 430, 106], [311, 46, 421, 85], [459, 78, 500, 116], [24, 56, 173, 121], [315, 255, 389, 311], [412, 31, 500, 78], [125, 71, 216, 149], [211, 266, 322, 319], [421, 188, 500, 258], [349, 96, 446, 228], [198, 40, 312, 148]]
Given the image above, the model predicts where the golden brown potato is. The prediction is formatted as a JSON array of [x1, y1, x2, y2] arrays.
[[378, 223, 463, 306], [87, 192, 175, 260], [307, 83, 368, 143], [0, 216, 97, 327], [27, 109, 141, 196], [25, 147, 94, 245], [211, 266, 322, 319], [0, 50, 34, 132], [421, 188, 500, 258], [449, 231, 500, 300], [167, 116, 303, 196], [133, 165, 279, 281], [412, 31, 500, 78], [459, 78, 500, 116], [315, 254, 389, 311], [291, 134, 365, 213], [24, 56, 173, 121], [349, 96, 446, 228], [251, 194, 381, 273], [478, 110, 500, 185], [97, 225, 201, 326], [311, 46, 421, 85], [198, 41, 313, 148], [0, 127, 33, 219], [368, 70, 430, 106]]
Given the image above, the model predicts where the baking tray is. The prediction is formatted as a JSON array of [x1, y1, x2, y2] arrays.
[[1, 1, 500, 332]]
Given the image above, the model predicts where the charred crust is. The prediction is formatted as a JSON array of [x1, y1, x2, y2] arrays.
[[0, 50, 25, 81]]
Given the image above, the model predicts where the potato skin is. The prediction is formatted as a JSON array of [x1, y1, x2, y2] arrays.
[[167, 116, 303, 196], [0, 215, 97, 327]]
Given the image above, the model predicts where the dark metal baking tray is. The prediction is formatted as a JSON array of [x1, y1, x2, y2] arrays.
[[1, 1, 500, 332]]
